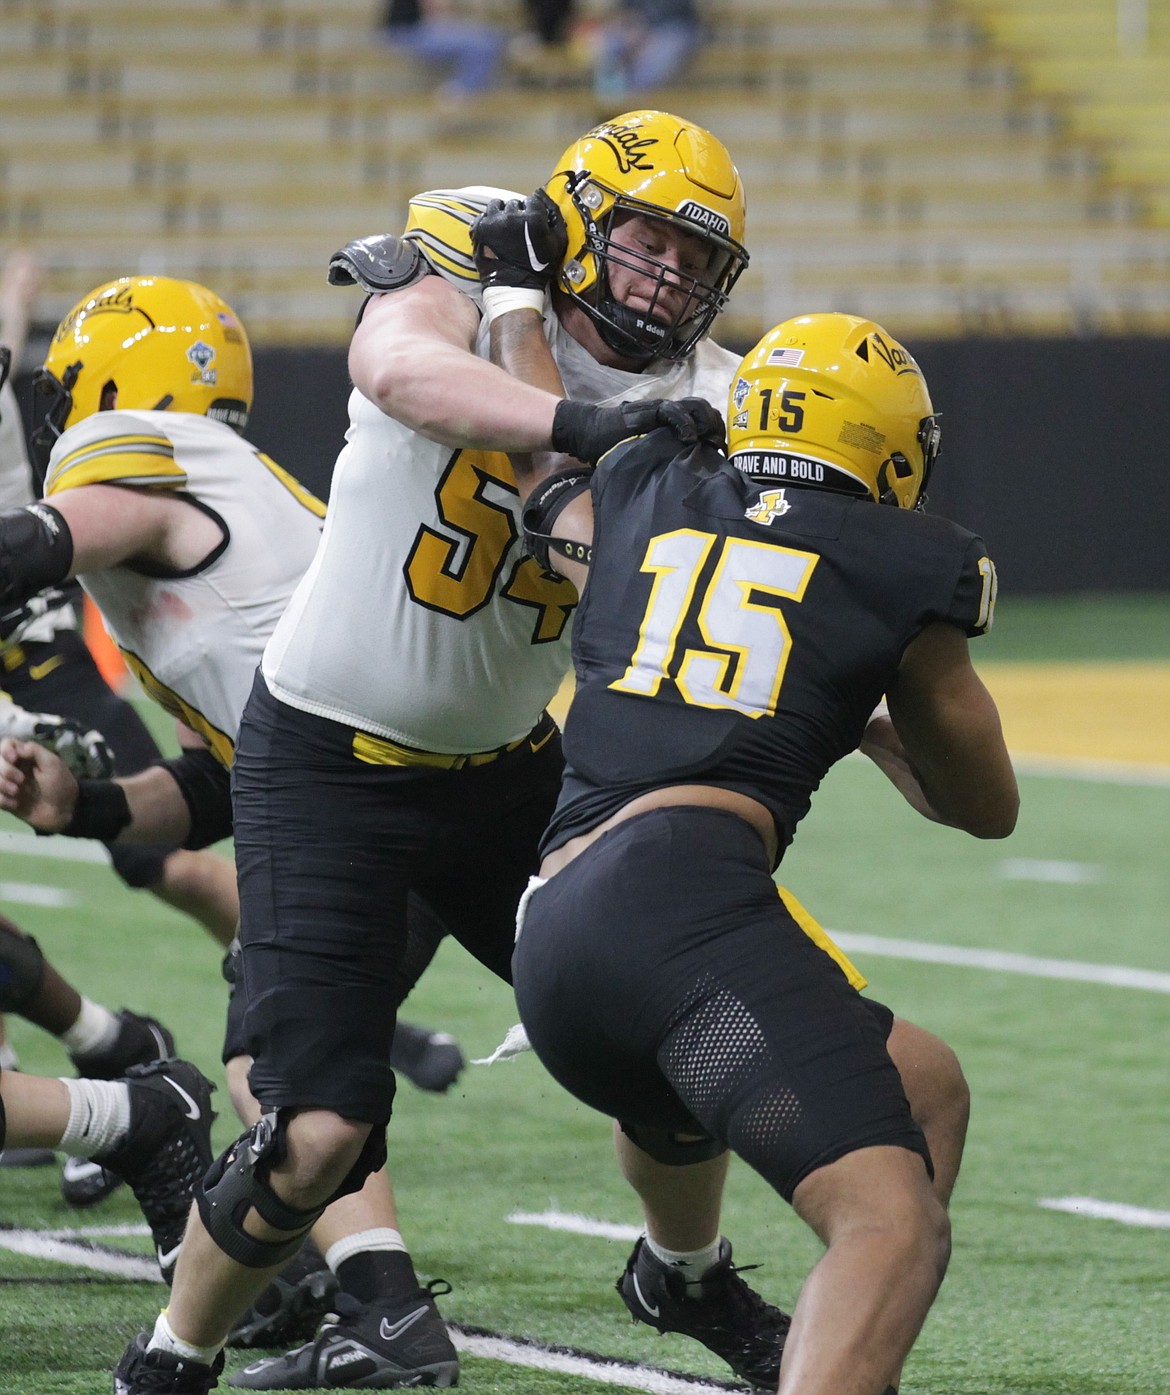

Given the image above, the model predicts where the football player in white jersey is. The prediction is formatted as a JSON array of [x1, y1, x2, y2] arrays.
[[0, 253, 238, 951], [109, 111, 801, 1395], [0, 274, 465, 1360], [0, 250, 237, 1193]]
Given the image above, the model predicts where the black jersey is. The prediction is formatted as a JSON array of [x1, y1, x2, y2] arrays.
[[541, 430, 997, 864]]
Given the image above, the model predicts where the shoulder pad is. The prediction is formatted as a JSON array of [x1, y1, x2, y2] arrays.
[[328, 234, 429, 295], [403, 187, 521, 290]]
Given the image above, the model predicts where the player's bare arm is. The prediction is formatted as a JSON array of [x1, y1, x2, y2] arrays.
[[0, 735, 194, 843], [48, 482, 224, 576], [859, 705, 948, 823], [349, 276, 561, 452], [886, 620, 1019, 838]]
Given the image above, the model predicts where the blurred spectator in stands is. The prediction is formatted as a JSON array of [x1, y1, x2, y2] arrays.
[[594, 0, 702, 99], [523, 0, 575, 48], [509, 0, 594, 90], [380, 0, 508, 102]]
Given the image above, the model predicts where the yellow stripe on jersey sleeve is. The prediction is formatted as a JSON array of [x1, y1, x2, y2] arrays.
[[45, 434, 186, 495], [404, 193, 483, 284], [777, 884, 868, 991], [255, 452, 327, 519]]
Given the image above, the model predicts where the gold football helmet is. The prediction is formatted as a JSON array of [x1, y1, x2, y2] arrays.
[[726, 312, 941, 510], [543, 109, 748, 363], [32, 276, 252, 456]]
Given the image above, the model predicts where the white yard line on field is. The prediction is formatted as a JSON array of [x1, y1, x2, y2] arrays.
[[996, 858, 1102, 884], [1038, 1197, 1170, 1229], [0, 1227, 160, 1280], [1010, 755, 1170, 786], [0, 829, 109, 863], [0, 879, 77, 907], [506, 1210, 642, 1241], [448, 1326, 738, 1393], [832, 932, 1170, 994]]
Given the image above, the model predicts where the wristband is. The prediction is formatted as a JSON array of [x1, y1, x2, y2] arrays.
[[61, 778, 132, 842], [481, 285, 546, 324]]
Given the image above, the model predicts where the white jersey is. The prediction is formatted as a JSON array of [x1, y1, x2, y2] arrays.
[[45, 409, 325, 764], [0, 378, 78, 642], [263, 187, 740, 753]]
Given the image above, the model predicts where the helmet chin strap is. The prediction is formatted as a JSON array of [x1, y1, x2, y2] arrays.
[[594, 297, 672, 364]]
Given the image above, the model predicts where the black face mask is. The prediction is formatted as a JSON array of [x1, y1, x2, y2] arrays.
[[29, 363, 79, 474]]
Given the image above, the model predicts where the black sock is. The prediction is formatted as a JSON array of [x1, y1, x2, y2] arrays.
[[336, 1247, 419, 1306]]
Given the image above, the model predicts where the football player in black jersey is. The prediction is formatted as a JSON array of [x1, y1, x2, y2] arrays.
[[486, 287, 1018, 1395]]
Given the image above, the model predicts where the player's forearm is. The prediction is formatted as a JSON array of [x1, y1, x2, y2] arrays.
[[490, 308, 565, 399], [890, 692, 1018, 838], [858, 712, 947, 824], [111, 765, 195, 844], [489, 308, 572, 495], [358, 333, 561, 452]]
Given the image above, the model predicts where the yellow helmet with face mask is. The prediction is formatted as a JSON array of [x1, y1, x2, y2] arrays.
[[543, 110, 748, 364], [726, 312, 941, 510], [32, 276, 252, 460]]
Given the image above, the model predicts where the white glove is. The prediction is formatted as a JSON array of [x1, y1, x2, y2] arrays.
[[0, 699, 114, 779], [0, 588, 75, 652]]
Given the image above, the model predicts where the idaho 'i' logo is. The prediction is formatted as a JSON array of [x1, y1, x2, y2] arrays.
[[745, 487, 791, 524]]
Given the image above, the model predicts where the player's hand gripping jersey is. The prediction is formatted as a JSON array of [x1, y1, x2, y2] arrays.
[[541, 434, 998, 863], [262, 187, 740, 753], [44, 410, 325, 764]]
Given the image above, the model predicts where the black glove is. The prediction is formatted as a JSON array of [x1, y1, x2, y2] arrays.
[[551, 397, 727, 465], [470, 190, 568, 292]]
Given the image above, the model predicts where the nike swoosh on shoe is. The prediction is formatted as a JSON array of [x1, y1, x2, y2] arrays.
[[632, 1272, 660, 1318], [163, 1075, 202, 1120], [379, 1305, 428, 1342], [157, 1242, 183, 1273]]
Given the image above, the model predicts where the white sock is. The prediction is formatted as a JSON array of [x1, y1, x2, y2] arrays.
[[60, 998, 119, 1058], [645, 1235, 724, 1296], [150, 1309, 223, 1367], [57, 1078, 131, 1155], [324, 1227, 407, 1271], [0, 1042, 19, 1070]]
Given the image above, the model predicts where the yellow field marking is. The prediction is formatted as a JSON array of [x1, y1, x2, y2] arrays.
[[548, 663, 1170, 768], [978, 662, 1170, 766]]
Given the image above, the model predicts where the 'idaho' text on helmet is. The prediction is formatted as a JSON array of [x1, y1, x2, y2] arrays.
[[543, 110, 748, 364], [726, 312, 941, 510], [32, 276, 253, 459]]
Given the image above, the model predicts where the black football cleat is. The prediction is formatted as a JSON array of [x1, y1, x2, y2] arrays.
[[616, 1236, 790, 1390], [69, 1008, 176, 1079], [94, 1058, 216, 1284], [64, 1009, 178, 1209], [113, 1332, 224, 1393], [227, 1286, 459, 1388], [226, 1240, 340, 1349]]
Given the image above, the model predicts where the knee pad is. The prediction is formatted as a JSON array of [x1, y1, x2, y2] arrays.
[[197, 1112, 329, 1269], [107, 840, 172, 890], [619, 1119, 726, 1166], [196, 1111, 389, 1269], [0, 920, 46, 1012]]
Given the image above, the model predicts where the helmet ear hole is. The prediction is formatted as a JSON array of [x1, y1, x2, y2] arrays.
[[38, 276, 253, 435]]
